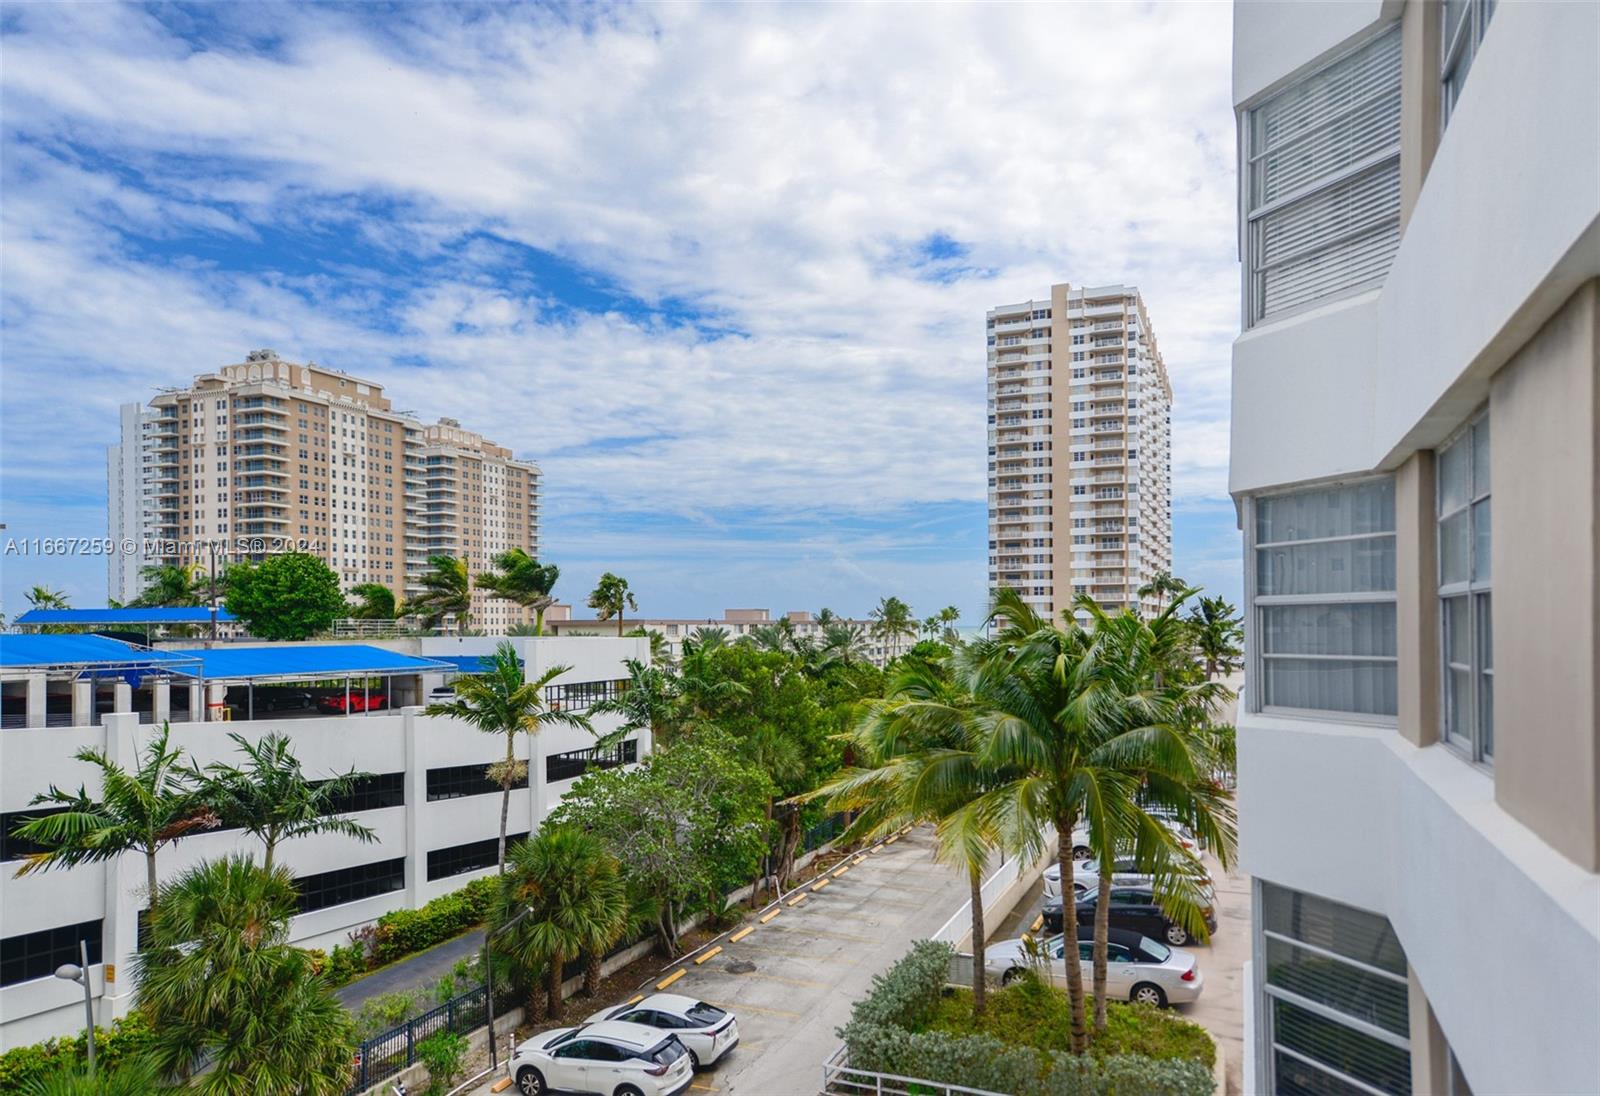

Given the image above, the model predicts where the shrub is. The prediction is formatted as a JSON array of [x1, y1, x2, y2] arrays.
[[1094, 1002, 1215, 1068], [1042, 1051, 1214, 1096], [369, 875, 497, 965], [844, 939, 954, 1030], [354, 991, 427, 1039], [0, 1013, 158, 1094], [416, 1030, 469, 1096]]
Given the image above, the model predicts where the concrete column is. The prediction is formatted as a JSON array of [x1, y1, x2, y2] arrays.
[[402, 707, 427, 906], [153, 679, 171, 724], [206, 682, 227, 721], [99, 714, 142, 1025], [187, 683, 203, 721], [1400, 0, 1444, 230], [113, 681, 132, 716], [1396, 451, 1440, 747], [25, 673, 45, 728], [72, 679, 93, 727], [1491, 281, 1600, 870]]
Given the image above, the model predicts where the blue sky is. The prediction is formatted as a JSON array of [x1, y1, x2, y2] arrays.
[[0, 2, 1241, 623]]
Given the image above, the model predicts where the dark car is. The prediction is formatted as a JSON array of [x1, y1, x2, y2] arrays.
[[259, 690, 316, 712], [1071, 885, 1216, 947]]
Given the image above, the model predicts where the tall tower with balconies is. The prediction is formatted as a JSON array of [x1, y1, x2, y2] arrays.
[[986, 283, 1172, 623]]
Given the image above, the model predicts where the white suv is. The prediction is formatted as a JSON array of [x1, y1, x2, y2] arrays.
[[584, 993, 739, 1069], [509, 1021, 693, 1096]]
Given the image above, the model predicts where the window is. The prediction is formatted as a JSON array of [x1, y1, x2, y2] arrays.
[[1438, 413, 1492, 763], [1259, 882, 1411, 1095], [1244, 25, 1402, 324], [1, 808, 65, 862], [2, 920, 102, 987], [1252, 479, 1398, 716], [295, 857, 404, 914], [427, 763, 528, 801], [1442, 0, 1495, 129], [427, 832, 529, 881], [317, 772, 404, 813], [546, 740, 639, 783]]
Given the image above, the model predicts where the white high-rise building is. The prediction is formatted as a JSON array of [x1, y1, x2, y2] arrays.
[[987, 283, 1173, 622], [1229, 3, 1599, 1093], [106, 403, 155, 603]]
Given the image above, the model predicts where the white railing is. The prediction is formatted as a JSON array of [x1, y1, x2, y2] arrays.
[[820, 1044, 1008, 1096]]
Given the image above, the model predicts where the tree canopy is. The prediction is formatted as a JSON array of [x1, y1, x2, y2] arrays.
[[222, 553, 345, 640]]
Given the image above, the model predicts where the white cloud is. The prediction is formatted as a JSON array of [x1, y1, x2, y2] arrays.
[[0, 1, 1239, 612]]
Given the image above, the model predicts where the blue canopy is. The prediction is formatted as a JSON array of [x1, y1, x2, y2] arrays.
[[165, 644, 454, 682], [15, 607, 237, 625], [431, 654, 499, 674], [0, 634, 200, 675]]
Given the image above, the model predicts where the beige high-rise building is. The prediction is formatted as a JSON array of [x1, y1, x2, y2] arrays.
[[986, 283, 1173, 623], [108, 350, 541, 628]]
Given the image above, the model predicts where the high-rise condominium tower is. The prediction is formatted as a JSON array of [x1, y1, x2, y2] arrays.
[[108, 350, 541, 631], [986, 283, 1172, 623], [1229, 3, 1597, 1092]]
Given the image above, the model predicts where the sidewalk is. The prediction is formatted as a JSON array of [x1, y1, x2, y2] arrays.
[[337, 929, 486, 1013]]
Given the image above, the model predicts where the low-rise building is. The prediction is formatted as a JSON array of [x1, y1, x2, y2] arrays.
[[544, 606, 902, 666], [0, 633, 646, 1049]]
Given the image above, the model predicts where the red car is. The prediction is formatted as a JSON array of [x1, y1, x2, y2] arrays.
[[316, 693, 390, 714]]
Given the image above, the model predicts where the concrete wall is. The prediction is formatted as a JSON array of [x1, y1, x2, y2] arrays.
[[1489, 284, 1600, 870]]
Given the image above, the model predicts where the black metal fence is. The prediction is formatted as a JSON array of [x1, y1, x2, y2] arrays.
[[348, 983, 488, 1094], [803, 812, 847, 852], [544, 738, 638, 783]]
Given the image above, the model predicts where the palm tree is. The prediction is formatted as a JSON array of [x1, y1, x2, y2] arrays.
[[587, 572, 637, 636], [624, 626, 671, 666], [811, 657, 1002, 1015], [949, 589, 1234, 1047], [1136, 569, 1189, 611], [20, 1058, 179, 1095], [684, 626, 728, 654], [425, 643, 593, 875], [937, 605, 962, 644], [819, 621, 870, 666], [495, 827, 629, 1021], [26, 585, 69, 611], [129, 564, 205, 608], [136, 855, 355, 1093], [346, 582, 399, 621], [869, 596, 917, 661], [191, 733, 378, 872], [1187, 595, 1244, 680], [593, 657, 682, 746], [12, 722, 215, 917], [815, 607, 839, 628], [476, 548, 560, 635], [410, 555, 472, 634]]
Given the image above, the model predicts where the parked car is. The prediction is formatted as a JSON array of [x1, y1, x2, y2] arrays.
[[259, 689, 316, 712], [1064, 854, 1214, 900], [1071, 885, 1216, 947], [316, 692, 390, 714], [1042, 821, 1201, 901], [984, 925, 1203, 1008], [509, 1021, 693, 1096], [427, 683, 457, 703], [583, 993, 739, 1069]]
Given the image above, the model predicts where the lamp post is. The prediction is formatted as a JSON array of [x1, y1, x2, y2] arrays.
[[54, 939, 95, 1075], [484, 906, 537, 1071]]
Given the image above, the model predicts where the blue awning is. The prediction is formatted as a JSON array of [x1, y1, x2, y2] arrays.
[[15, 607, 237, 625], [431, 654, 499, 674], [164, 644, 454, 683], [0, 634, 201, 676]]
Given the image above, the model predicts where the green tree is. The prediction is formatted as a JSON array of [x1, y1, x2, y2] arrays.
[[475, 548, 560, 635], [409, 555, 473, 635], [547, 732, 772, 955], [346, 582, 398, 621], [819, 620, 870, 666], [936, 605, 962, 644], [191, 732, 377, 872], [222, 552, 345, 640], [415, 1030, 468, 1096], [587, 572, 638, 636], [592, 658, 684, 746], [24, 585, 72, 632], [495, 826, 630, 1020], [19, 1058, 179, 1096], [136, 855, 355, 1093], [1136, 569, 1189, 611], [1186, 595, 1244, 680], [869, 596, 917, 661], [425, 643, 593, 875], [12, 722, 214, 917]]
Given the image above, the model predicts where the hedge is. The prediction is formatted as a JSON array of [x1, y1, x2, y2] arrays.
[[307, 873, 500, 985], [837, 941, 1214, 1096], [0, 1011, 158, 1094]]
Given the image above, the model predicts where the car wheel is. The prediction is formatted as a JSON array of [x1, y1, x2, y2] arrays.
[[1131, 982, 1167, 1008], [1165, 923, 1190, 946], [1001, 967, 1024, 986], [615, 1087, 645, 1096], [688, 1049, 702, 1070], [1072, 845, 1091, 861], [515, 1067, 545, 1095]]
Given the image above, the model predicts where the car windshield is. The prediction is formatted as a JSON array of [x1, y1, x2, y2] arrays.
[[686, 1002, 727, 1026], [1138, 936, 1172, 961], [543, 1030, 579, 1050]]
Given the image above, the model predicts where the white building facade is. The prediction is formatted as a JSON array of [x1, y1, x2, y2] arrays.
[[1230, 3, 1599, 1093], [0, 635, 647, 1049], [987, 283, 1173, 623]]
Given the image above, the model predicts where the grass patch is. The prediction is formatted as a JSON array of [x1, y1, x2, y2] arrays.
[[923, 975, 1214, 1069]]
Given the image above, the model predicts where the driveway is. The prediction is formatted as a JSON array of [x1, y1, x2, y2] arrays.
[[468, 827, 966, 1096]]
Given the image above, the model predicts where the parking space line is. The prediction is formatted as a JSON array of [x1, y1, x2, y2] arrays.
[[728, 926, 755, 943], [694, 946, 723, 965], [706, 1000, 803, 1019], [765, 924, 878, 944], [730, 971, 831, 990], [657, 968, 688, 990], [758, 908, 782, 923]]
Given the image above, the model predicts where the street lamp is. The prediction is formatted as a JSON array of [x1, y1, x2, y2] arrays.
[[484, 905, 537, 1071], [54, 939, 95, 1075]]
